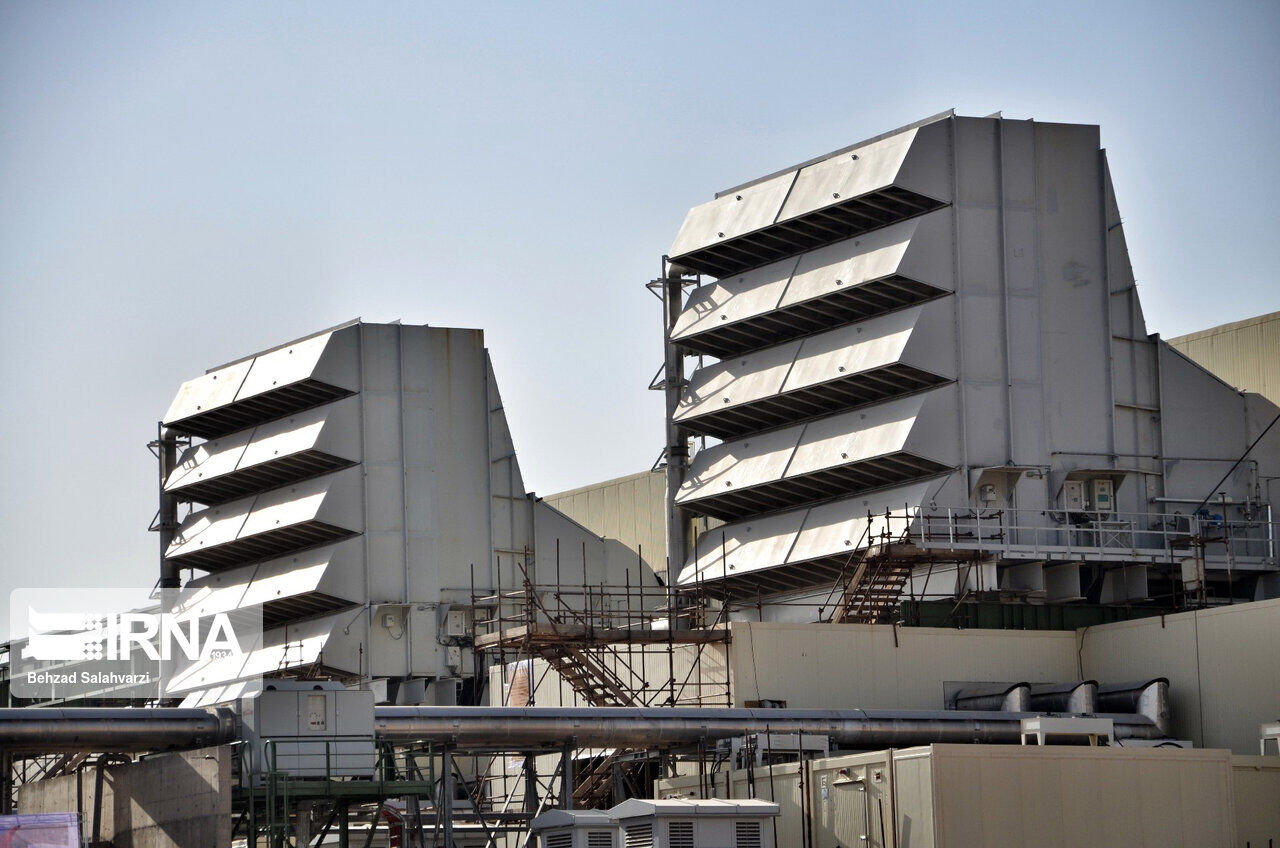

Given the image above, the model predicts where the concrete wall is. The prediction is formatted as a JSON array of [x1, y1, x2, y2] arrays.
[[726, 605, 1277, 756], [1079, 597, 1280, 754], [1168, 310, 1280, 405], [726, 621, 1077, 710], [16, 746, 231, 848]]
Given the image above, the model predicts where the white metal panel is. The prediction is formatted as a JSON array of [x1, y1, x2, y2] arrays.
[[166, 468, 363, 561], [167, 496, 256, 556], [788, 397, 925, 477], [778, 219, 917, 309], [670, 208, 954, 348], [175, 541, 364, 619], [166, 614, 343, 694], [668, 171, 797, 261], [679, 509, 804, 585], [675, 425, 803, 505], [678, 480, 935, 585], [780, 308, 919, 391], [240, 398, 359, 468], [176, 558, 327, 619], [235, 329, 357, 401], [675, 339, 801, 422], [166, 429, 254, 492], [162, 360, 254, 426], [776, 128, 917, 222], [675, 302, 956, 430], [238, 470, 361, 538], [893, 116, 954, 200], [165, 398, 360, 494], [671, 256, 798, 341], [677, 393, 944, 506], [789, 480, 932, 562]]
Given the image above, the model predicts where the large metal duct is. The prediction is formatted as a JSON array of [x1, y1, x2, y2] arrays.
[[0, 704, 1167, 755], [0, 708, 236, 753], [372, 706, 1165, 749], [1028, 681, 1098, 715], [945, 682, 1031, 712], [1098, 678, 1171, 736]]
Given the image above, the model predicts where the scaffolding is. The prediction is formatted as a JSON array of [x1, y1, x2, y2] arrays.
[[468, 550, 731, 815]]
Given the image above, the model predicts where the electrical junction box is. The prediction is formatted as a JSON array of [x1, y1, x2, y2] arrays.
[[1090, 478, 1115, 513], [444, 609, 469, 638], [1062, 480, 1086, 512], [446, 645, 464, 671], [237, 681, 376, 785]]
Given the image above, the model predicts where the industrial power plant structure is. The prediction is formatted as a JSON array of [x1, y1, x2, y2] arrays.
[[2, 111, 1278, 847]]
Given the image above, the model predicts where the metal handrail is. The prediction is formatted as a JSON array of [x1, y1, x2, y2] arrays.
[[899, 505, 1279, 565]]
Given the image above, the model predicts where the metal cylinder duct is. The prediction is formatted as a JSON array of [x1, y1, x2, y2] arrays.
[[1028, 681, 1098, 714], [1098, 678, 1171, 736], [1, 704, 1167, 755], [0, 708, 236, 753], [373, 706, 1165, 750], [946, 682, 1030, 712]]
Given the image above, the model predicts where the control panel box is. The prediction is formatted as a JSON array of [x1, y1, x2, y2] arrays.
[[237, 681, 376, 784]]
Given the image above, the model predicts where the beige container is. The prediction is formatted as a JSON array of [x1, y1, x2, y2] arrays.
[[1231, 755, 1280, 848], [658, 744, 1241, 848], [894, 744, 1236, 848]]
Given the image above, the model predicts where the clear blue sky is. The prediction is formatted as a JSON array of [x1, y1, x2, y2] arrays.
[[2, 1, 1278, 621]]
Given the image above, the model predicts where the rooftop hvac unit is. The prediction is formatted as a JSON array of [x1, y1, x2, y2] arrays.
[[610, 799, 778, 848], [529, 810, 618, 848]]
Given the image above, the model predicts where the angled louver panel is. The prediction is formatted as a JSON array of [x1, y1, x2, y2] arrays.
[[166, 610, 359, 696], [734, 822, 763, 848], [675, 302, 953, 440], [163, 326, 359, 439], [672, 211, 952, 358], [667, 821, 694, 848], [623, 823, 654, 848], [676, 389, 955, 521], [165, 398, 361, 505], [174, 541, 364, 629], [677, 479, 938, 598], [667, 120, 950, 278], [165, 468, 363, 571]]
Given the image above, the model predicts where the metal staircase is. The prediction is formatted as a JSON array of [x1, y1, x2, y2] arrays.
[[536, 646, 641, 708], [830, 550, 915, 624]]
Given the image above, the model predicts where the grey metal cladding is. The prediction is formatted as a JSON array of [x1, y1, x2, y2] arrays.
[[165, 467, 364, 571], [668, 124, 951, 279], [674, 302, 954, 440], [678, 479, 940, 597], [165, 397, 362, 505], [675, 389, 955, 521], [163, 327, 361, 439], [177, 539, 364, 628], [671, 210, 954, 359]]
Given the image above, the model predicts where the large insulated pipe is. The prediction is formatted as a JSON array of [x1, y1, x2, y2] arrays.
[[373, 706, 1166, 749], [1, 704, 1168, 756], [0, 708, 236, 753]]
